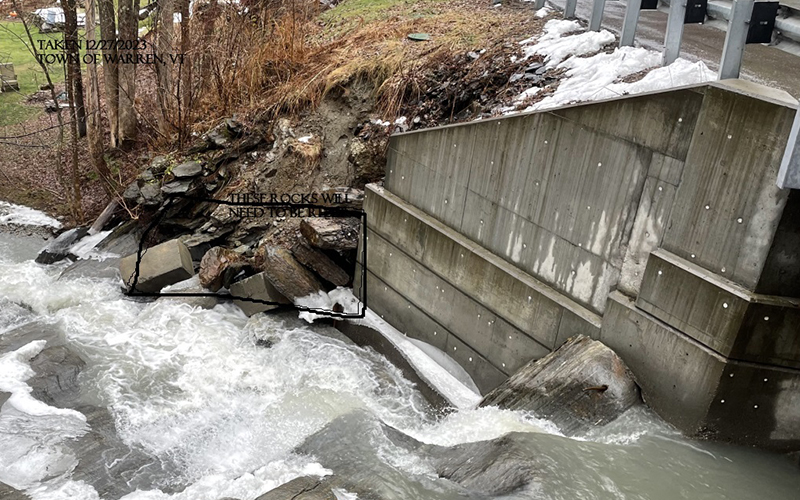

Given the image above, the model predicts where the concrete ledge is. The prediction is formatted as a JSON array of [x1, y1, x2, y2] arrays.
[[603, 291, 800, 451], [365, 185, 602, 336], [638, 249, 800, 369], [602, 291, 726, 434]]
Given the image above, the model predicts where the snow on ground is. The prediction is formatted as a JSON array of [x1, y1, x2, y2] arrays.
[[510, 18, 714, 113], [520, 20, 614, 67], [0, 202, 62, 229]]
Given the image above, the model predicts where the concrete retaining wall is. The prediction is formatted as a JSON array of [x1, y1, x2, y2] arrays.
[[360, 79, 800, 450], [385, 87, 704, 313]]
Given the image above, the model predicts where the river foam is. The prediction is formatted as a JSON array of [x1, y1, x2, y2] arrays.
[[0, 248, 548, 500], [3, 230, 800, 500]]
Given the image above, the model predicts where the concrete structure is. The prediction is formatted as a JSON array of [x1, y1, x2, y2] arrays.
[[358, 80, 800, 450], [119, 239, 194, 294], [0, 63, 19, 92]]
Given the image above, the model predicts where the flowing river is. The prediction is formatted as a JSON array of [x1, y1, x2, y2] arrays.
[[1, 206, 799, 500]]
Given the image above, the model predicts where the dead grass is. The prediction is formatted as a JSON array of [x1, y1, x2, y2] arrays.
[[190, 0, 542, 128]]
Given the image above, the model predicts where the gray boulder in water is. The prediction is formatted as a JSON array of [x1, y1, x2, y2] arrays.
[[28, 345, 85, 407], [480, 335, 641, 435], [0, 481, 29, 499], [292, 410, 549, 498], [35, 227, 89, 264], [254, 476, 354, 500]]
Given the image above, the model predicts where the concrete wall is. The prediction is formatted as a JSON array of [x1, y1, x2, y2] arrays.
[[361, 80, 800, 450], [357, 186, 600, 393], [385, 88, 703, 313]]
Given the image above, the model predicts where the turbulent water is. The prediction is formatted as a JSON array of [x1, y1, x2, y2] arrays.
[[1, 218, 799, 500]]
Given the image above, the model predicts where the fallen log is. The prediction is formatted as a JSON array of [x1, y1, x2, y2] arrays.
[[89, 200, 119, 235]]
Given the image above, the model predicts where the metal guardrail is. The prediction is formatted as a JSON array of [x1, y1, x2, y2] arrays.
[[526, 0, 800, 189], [705, 0, 800, 43]]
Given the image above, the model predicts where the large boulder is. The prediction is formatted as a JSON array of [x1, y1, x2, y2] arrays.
[[28, 345, 85, 407], [35, 227, 89, 264], [422, 433, 542, 496], [348, 138, 383, 185], [119, 239, 195, 294], [294, 410, 549, 498], [300, 218, 360, 251], [229, 272, 290, 316], [198, 246, 248, 292], [480, 335, 641, 435], [171, 161, 203, 179], [291, 240, 350, 286], [257, 247, 323, 302]]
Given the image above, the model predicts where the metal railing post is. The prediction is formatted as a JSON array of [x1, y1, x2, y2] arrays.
[[565, 0, 578, 18], [778, 111, 800, 189], [663, 0, 687, 64], [718, 0, 755, 79], [620, 0, 643, 47], [589, 0, 607, 31]]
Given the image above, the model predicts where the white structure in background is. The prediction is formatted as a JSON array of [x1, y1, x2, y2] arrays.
[[32, 7, 86, 32]]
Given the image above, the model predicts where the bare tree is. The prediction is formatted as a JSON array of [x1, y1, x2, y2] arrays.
[[98, 0, 120, 146], [85, 0, 117, 197], [63, 0, 86, 138], [9, 0, 79, 221], [118, 0, 140, 146], [178, 0, 191, 147], [156, 0, 175, 138]]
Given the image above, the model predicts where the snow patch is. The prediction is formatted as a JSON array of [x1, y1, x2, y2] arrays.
[[521, 20, 614, 67], [0, 202, 61, 229], [510, 20, 714, 113]]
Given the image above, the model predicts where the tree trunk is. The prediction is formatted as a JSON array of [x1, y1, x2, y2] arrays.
[[258, 247, 323, 302], [98, 0, 120, 147], [156, 0, 175, 137], [62, 0, 84, 221], [85, 0, 116, 197], [117, 0, 140, 146], [178, 0, 191, 147], [63, 0, 86, 138]]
